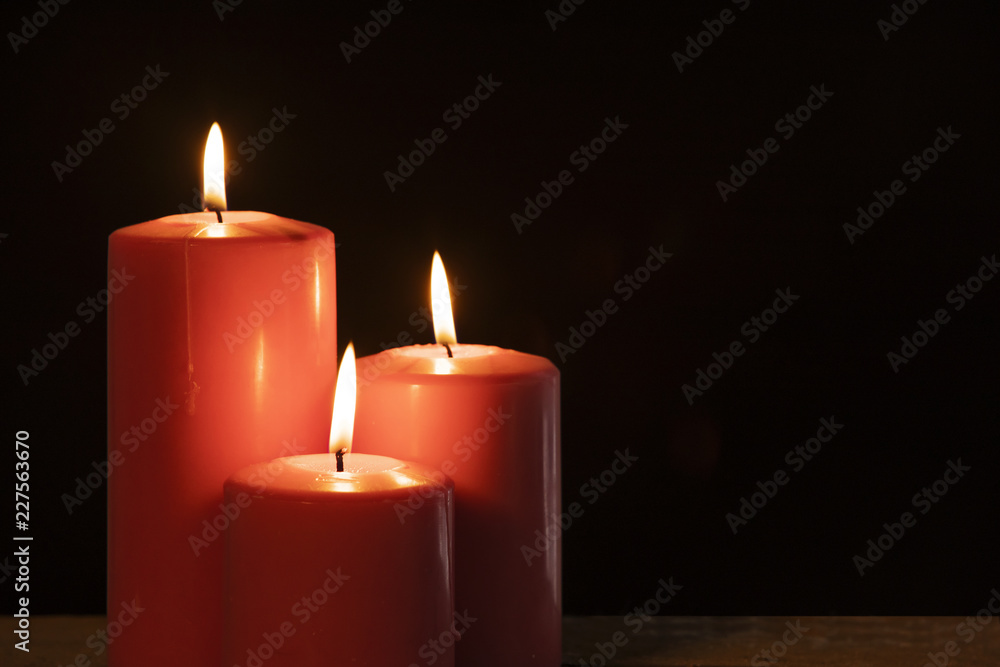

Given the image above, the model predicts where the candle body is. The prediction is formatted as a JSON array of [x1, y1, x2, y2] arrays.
[[224, 453, 455, 667], [354, 344, 561, 666], [108, 212, 337, 667]]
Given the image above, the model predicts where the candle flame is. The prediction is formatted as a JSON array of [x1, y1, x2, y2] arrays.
[[203, 122, 227, 213], [329, 343, 356, 455], [431, 251, 457, 345]]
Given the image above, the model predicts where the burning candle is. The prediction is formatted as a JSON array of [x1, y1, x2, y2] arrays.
[[224, 344, 456, 667], [354, 253, 561, 667], [107, 124, 337, 667]]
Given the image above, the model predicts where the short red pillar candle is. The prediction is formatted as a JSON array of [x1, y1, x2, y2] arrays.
[[223, 452, 455, 667], [224, 344, 456, 667]]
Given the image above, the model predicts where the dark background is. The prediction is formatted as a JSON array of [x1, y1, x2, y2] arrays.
[[3, 0, 998, 617]]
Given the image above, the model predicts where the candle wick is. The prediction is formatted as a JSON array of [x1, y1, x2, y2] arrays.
[[205, 206, 224, 222], [442, 343, 453, 358], [335, 448, 345, 472]]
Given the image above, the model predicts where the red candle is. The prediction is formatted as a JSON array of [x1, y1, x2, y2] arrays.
[[107, 124, 337, 667], [354, 253, 561, 667], [224, 344, 456, 667]]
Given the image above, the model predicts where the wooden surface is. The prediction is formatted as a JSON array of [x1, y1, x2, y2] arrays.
[[5, 615, 999, 665]]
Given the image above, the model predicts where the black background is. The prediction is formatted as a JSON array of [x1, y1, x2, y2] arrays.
[[3, 0, 998, 617]]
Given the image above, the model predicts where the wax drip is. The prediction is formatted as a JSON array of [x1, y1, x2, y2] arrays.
[[183, 230, 197, 415]]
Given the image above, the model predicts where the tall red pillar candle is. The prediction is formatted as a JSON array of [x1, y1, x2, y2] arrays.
[[107, 125, 337, 667], [353, 255, 561, 666], [223, 452, 455, 667]]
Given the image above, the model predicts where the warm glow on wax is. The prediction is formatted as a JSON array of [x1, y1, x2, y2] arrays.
[[329, 343, 357, 454], [203, 123, 227, 213], [431, 252, 457, 345]]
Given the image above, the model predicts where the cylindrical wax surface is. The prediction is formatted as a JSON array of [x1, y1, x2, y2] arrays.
[[224, 453, 455, 667], [108, 211, 337, 667], [354, 344, 561, 667]]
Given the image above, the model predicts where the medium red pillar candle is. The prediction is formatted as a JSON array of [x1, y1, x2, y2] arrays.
[[107, 125, 337, 667], [225, 344, 456, 667], [353, 254, 561, 667]]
